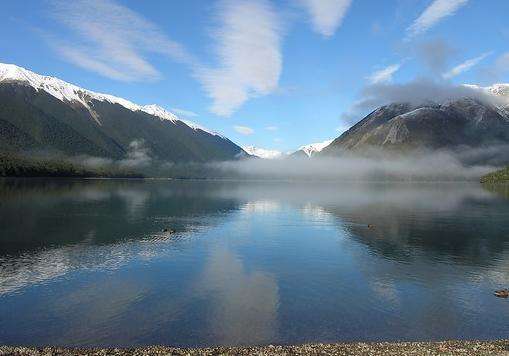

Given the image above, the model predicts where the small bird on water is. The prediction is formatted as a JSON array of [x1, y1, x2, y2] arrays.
[[494, 289, 509, 298]]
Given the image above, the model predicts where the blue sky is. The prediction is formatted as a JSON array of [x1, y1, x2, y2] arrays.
[[1, 0, 508, 152]]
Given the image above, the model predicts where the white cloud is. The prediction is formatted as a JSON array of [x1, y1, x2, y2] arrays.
[[234, 125, 255, 135], [299, 0, 352, 37], [407, 0, 468, 39], [53, 45, 136, 81], [48, 0, 194, 82], [443, 52, 493, 80], [265, 126, 279, 131], [353, 79, 507, 113], [197, 0, 283, 117], [495, 52, 509, 74], [170, 108, 198, 118], [367, 63, 401, 84]]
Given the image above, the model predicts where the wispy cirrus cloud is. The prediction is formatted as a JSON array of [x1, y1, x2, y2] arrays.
[[234, 125, 255, 135], [367, 63, 402, 84], [53, 45, 136, 81], [197, 0, 283, 117], [171, 108, 198, 118], [299, 0, 353, 37], [443, 51, 493, 80], [478, 52, 509, 82], [495, 52, 509, 76], [47, 0, 195, 82], [48, 0, 281, 116], [265, 126, 278, 131], [406, 0, 468, 39]]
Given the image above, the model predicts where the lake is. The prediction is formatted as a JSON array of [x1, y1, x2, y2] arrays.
[[1, 179, 509, 347]]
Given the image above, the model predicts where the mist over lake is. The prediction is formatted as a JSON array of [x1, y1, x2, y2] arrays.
[[1, 179, 509, 347]]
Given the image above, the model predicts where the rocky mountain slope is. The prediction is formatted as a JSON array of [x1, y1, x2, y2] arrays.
[[321, 88, 509, 162], [0, 63, 245, 162]]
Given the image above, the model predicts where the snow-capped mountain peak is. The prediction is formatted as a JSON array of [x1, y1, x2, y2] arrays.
[[139, 104, 179, 123], [298, 139, 333, 157], [463, 83, 509, 118], [243, 140, 333, 160], [463, 83, 509, 101], [0, 62, 220, 136], [242, 146, 283, 159], [486, 83, 509, 97]]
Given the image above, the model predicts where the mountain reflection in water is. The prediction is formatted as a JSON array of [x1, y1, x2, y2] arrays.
[[1, 179, 509, 347]]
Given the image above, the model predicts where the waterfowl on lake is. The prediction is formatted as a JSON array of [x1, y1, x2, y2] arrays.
[[494, 289, 509, 298]]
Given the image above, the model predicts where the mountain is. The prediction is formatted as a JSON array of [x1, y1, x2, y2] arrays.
[[321, 89, 509, 160], [242, 146, 283, 159], [291, 139, 333, 158], [469, 83, 509, 98], [243, 140, 332, 160], [0, 63, 245, 162]]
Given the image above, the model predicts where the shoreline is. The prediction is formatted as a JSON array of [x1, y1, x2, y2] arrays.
[[2, 340, 509, 355]]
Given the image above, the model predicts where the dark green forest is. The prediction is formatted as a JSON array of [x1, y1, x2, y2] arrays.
[[0, 153, 143, 178]]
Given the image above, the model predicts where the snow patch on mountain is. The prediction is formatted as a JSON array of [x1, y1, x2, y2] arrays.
[[0, 62, 221, 136], [139, 104, 178, 122], [463, 83, 509, 118], [298, 139, 333, 157], [488, 84, 509, 97], [242, 146, 283, 159], [463, 83, 509, 103]]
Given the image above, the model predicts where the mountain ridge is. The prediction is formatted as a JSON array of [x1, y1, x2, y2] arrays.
[[0, 63, 224, 137], [0, 63, 245, 163], [321, 94, 509, 165]]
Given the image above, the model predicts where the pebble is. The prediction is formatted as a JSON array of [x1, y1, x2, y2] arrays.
[[2, 340, 509, 356]]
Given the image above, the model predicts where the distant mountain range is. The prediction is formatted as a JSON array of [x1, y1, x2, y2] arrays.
[[321, 86, 509, 163], [0, 63, 246, 163], [242, 146, 283, 159], [244, 140, 334, 159], [2, 62, 509, 167]]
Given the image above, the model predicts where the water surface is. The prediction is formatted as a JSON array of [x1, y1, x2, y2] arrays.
[[1, 179, 509, 347]]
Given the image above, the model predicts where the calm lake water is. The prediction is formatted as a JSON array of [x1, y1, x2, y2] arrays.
[[1, 179, 509, 347]]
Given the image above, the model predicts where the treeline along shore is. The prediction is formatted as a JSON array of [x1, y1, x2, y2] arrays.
[[0, 152, 143, 178], [481, 166, 509, 183]]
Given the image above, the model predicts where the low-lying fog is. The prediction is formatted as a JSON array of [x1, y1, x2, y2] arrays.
[[69, 142, 509, 181]]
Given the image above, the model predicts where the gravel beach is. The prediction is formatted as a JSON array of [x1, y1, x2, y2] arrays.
[[2, 340, 509, 356]]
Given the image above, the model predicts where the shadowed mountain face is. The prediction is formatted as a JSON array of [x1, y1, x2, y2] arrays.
[[321, 99, 509, 161], [0, 82, 244, 163]]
